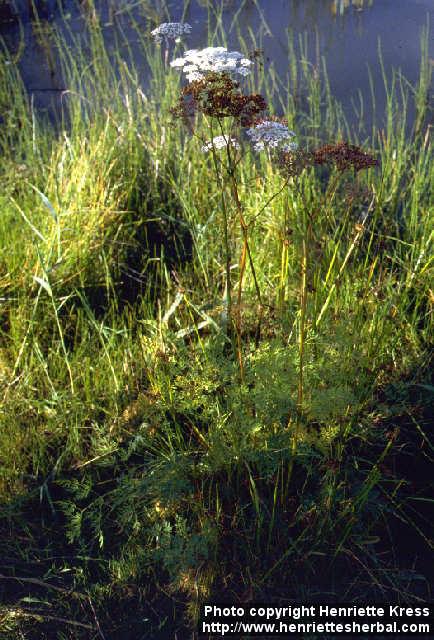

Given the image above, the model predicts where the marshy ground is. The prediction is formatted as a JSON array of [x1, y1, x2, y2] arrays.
[[0, 1, 433, 638]]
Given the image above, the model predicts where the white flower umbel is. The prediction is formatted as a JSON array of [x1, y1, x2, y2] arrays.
[[201, 135, 241, 153], [151, 23, 192, 43], [282, 141, 299, 153], [246, 120, 297, 152], [170, 47, 252, 82]]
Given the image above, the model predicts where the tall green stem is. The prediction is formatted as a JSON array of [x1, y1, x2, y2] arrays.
[[286, 198, 311, 493], [226, 149, 247, 383], [297, 219, 310, 436], [208, 120, 233, 341], [225, 144, 259, 383]]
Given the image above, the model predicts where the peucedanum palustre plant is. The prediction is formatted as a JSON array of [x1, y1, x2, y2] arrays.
[[167, 35, 378, 487], [0, 5, 432, 636]]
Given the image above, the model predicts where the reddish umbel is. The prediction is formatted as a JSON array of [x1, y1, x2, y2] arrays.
[[172, 72, 267, 125], [278, 141, 377, 179], [277, 148, 314, 178], [249, 114, 289, 127], [312, 141, 378, 172]]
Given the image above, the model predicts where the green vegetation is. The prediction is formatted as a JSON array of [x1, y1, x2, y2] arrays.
[[0, 2, 432, 637]]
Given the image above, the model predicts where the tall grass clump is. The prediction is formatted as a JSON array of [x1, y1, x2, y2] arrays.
[[0, 1, 432, 637]]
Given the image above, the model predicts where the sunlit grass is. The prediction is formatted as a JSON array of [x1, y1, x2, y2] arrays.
[[0, 0, 432, 636]]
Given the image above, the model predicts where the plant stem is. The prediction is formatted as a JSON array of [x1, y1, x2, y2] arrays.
[[279, 199, 290, 318], [208, 120, 233, 342], [222, 126, 247, 383], [286, 202, 310, 492], [227, 158, 247, 383], [223, 133, 264, 382], [297, 221, 310, 434]]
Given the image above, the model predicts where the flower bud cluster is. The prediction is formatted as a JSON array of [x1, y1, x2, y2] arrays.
[[151, 22, 192, 43]]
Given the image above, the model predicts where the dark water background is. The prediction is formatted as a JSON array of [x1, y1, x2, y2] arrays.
[[1, 0, 433, 131]]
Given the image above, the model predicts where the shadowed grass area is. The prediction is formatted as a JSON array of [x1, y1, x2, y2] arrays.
[[0, 1, 432, 637]]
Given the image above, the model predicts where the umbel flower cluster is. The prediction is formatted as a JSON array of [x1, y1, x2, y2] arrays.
[[151, 22, 192, 43], [246, 119, 298, 152], [171, 72, 267, 126], [170, 46, 253, 82], [156, 21, 377, 168], [277, 142, 378, 179], [201, 135, 241, 153], [312, 142, 379, 172]]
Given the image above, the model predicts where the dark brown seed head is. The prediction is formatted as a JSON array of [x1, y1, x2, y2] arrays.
[[277, 148, 313, 179], [312, 141, 378, 172], [171, 72, 267, 124]]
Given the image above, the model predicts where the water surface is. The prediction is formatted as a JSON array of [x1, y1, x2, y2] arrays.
[[1, 0, 432, 131]]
